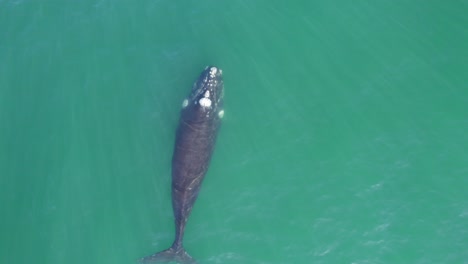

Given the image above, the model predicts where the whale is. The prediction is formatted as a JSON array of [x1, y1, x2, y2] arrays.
[[140, 66, 224, 264]]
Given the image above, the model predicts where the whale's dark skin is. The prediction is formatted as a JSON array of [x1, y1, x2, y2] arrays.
[[140, 66, 224, 264]]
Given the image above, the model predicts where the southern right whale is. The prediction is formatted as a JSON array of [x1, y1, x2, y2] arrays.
[[140, 66, 224, 264]]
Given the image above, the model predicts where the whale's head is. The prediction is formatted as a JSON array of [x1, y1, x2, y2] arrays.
[[183, 66, 224, 118]]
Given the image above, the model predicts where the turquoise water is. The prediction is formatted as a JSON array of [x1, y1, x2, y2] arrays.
[[1, 1, 467, 263]]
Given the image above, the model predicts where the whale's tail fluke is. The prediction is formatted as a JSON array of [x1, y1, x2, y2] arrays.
[[139, 246, 196, 264]]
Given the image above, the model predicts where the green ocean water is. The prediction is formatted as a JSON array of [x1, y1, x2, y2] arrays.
[[1, 0, 467, 263]]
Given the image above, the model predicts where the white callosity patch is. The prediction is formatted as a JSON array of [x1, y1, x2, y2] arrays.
[[199, 97, 212, 107], [218, 110, 224, 118], [199, 88, 213, 108], [182, 99, 188, 108], [209, 67, 217, 77]]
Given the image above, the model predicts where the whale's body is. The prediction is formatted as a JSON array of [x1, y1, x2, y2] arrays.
[[141, 66, 224, 264]]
